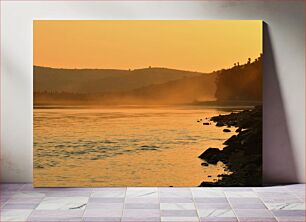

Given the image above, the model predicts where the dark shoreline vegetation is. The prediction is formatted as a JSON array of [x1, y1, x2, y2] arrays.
[[198, 105, 262, 186]]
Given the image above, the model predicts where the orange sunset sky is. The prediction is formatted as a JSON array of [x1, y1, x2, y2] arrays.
[[34, 20, 262, 73]]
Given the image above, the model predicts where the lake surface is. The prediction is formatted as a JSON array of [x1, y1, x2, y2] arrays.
[[33, 105, 240, 187]]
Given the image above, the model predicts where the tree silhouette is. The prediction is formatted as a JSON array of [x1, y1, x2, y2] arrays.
[[215, 55, 262, 102]]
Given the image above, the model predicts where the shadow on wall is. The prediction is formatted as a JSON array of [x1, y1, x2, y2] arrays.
[[263, 22, 298, 185]]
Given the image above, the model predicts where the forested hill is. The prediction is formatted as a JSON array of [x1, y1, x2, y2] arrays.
[[215, 55, 262, 102]]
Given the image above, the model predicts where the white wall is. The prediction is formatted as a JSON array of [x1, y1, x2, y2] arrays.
[[1, 1, 305, 184]]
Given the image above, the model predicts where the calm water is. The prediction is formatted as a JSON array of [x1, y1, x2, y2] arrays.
[[33, 105, 240, 187]]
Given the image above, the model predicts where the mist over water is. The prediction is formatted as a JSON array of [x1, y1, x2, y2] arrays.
[[34, 105, 239, 186]]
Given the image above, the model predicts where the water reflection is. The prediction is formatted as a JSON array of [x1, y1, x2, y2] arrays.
[[34, 106, 237, 186]]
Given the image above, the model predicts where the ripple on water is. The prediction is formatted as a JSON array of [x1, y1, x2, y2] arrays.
[[138, 145, 159, 151]]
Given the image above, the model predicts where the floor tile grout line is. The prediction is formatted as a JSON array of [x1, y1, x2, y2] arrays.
[[120, 187, 127, 222], [1, 186, 26, 220], [191, 187, 203, 222], [0, 195, 10, 208], [11, 186, 91, 222], [0, 184, 25, 208], [24, 208, 37, 222], [288, 189, 305, 202], [224, 190, 240, 222], [158, 187, 161, 222], [80, 188, 92, 222], [19, 184, 26, 191], [254, 188, 280, 222], [20, 185, 47, 221], [1, 184, 305, 222]]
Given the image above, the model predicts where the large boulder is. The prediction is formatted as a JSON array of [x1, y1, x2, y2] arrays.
[[198, 148, 222, 164]]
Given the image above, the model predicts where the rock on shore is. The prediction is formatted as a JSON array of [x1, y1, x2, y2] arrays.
[[198, 105, 262, 186]]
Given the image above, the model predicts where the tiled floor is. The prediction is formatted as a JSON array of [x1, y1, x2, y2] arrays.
[[0, 184, 305, 222]]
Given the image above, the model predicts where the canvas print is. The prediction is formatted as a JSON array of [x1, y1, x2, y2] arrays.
[[33, 20, 262, 187]]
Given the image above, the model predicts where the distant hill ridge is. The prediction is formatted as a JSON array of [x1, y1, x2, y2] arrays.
[[34, 66, 205, 94], [34, 56, 262, 105]]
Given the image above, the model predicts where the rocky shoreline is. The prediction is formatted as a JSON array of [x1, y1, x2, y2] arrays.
[[199, 105, 262, 186]]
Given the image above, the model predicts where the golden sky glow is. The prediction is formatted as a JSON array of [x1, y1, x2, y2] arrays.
[[34, 20, 262, 73]]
